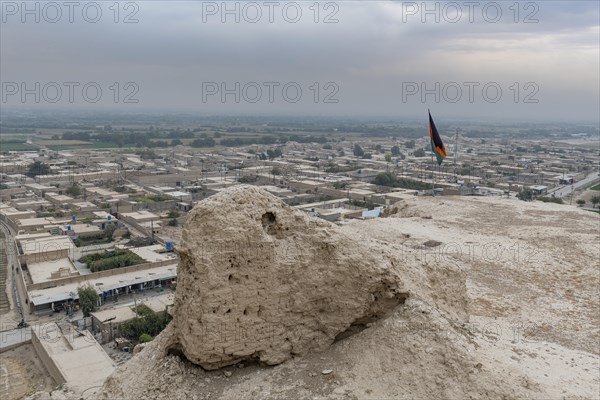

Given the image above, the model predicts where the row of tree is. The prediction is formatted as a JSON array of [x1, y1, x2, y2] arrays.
[[371, 172, 432, 190], [119, 304, 172, 342], [81, 249, 145, 273]]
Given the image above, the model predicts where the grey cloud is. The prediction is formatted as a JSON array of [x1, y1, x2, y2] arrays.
[[0, 1, 598, 121]]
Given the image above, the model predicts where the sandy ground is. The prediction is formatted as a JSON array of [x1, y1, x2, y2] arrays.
[[0, 344, 57, 400], [345, 196, 600, 398], [354, 196, 600, 356], [91, 195, 600, 400]]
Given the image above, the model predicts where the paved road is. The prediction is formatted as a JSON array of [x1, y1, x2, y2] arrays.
[[549, 173, 600, 198]]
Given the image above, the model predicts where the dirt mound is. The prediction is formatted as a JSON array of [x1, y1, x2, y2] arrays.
[[96, 191, 599, 400], [165, 185, 414, 369]]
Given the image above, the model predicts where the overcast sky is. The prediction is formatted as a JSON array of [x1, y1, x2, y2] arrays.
[[1, 1, 599, 121]]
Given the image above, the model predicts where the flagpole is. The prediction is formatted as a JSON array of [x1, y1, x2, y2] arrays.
[[431, 151, 435, 196], [429, 109, 435, 197]]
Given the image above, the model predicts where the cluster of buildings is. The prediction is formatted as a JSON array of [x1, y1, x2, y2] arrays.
[[0, 167, 178, 317], [0, 127, 597, 399], [1, 133, 598, 318]]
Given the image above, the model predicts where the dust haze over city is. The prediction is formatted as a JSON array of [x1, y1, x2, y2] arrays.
[[0, 1, 599, 400]]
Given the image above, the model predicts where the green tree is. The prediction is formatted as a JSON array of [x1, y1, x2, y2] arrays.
[[119, 305, 172, 342], [333, 181, 347, 190], [26, 161, 50, 177], [405, 140, 415, 149], [65, 183, 81, 197], [576, 199, 586, 207], [271, 167, 282, 175], [239, 175, 258, 183], [384, 152, 392, 163], [136, 149, 158, 159], [171, 139, 183, 146], [517, 187, 534, 201], [591, 195, 600, 208], [167, 210, 180, 218], [413, 148, 426, 157], [84, 249, 144, 272], [353, 144, 364, 157], [77, 284, 98, 317], [168, 218, 178, 226], [105, 224, 117, 241], [538, 197, 564, 204], [373, 172, 395, 186], [139, 333, 153, 343], [266, 148, 283, 159], [191, 137, 216, 148], [391, 145, 401, 157], [372, 173, 437, 190]]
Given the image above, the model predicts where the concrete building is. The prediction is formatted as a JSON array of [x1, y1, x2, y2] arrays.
[[31, 322, 116, 396], [27, 258, 79, 285], [84, 187, 125, 200], [24, 183, 55, 196], [350, 168, 382, 182], [45, 192, 76, 207], [531, 185, 548, 195], [26, 262, 177, 313], [14, 216, 71, 234], [18, 235, 75, 265], [0, 206, 36, 231], [12, 199, 52, 211], [294, 199, 365, 221], [165, 190, 192, 202], [121, 210, 159, 223], [60, 223, 103, 238], [70, 201, 100, 213], [90, 306, 137, 343], [127, 244, 178, 263]]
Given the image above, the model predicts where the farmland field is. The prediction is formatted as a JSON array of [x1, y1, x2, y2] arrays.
[[0, 141, 37, 151], [42, 142, 136, 150], [35, 140, 91, 145]]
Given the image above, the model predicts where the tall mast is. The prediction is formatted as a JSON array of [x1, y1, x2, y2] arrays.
[[454, 128, 459, 166]]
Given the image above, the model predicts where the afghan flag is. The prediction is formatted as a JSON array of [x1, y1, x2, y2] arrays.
[[429, 110, 447, 165]]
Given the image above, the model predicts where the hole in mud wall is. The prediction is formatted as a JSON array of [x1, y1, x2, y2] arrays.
[[261, 212, 277, 234], [166, 344, 209, 369], [334, 323, 369, 342], [334, 291, 409, 343], [262, 212, 276, 227], [166, 344, 187, 359]]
